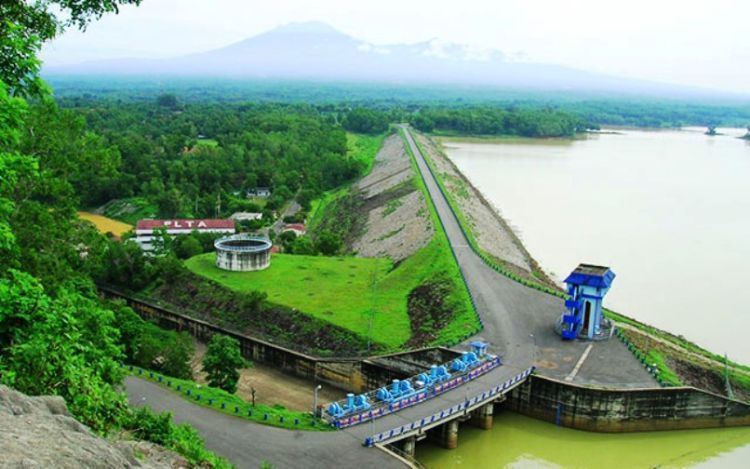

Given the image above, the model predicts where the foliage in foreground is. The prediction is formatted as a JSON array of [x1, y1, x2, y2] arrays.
[[125, 407, 233, 468], [0, 80, 229, 467]]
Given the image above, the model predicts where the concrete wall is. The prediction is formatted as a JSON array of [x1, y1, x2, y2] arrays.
[[215, 249, 271, 271], [507, 375, 750, 432], [100, 287, 419, 394]]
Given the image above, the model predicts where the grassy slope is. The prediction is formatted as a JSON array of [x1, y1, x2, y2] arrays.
[[186, 129, 479, 350], [186, 253, 410, 349]]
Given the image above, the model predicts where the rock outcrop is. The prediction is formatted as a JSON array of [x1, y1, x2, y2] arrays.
[[0, 385, 186, 468]]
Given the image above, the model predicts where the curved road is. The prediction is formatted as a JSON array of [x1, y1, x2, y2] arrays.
[[126, 126, 655, 468]]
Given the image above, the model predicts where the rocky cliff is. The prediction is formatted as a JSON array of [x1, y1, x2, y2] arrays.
[[0, 385, 186, 468]]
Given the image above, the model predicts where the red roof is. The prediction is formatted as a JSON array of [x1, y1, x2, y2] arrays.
[[136, 219, 235, 230], [283, 223, 306, 231]]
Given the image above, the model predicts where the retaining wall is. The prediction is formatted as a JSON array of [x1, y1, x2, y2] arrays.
[[101, 286, 446, 394], [507, 375, 750, 432]]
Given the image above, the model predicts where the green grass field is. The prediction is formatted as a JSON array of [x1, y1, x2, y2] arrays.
[[195, 138, 219, 147], [187, 128, 479, 350], [186, 253, 413, 349], [186, 231, 477, 350]]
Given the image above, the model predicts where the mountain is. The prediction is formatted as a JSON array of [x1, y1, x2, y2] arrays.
[[42, 22, 738, 99]]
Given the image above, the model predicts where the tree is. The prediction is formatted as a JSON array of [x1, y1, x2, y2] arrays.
[[202, 334, 246, 393], [342, 108, 389, 134], [315, 231, 343, 256], [174, 234, 203, 259], [1, 0, 142, 96], [156, 93, 180, 109]]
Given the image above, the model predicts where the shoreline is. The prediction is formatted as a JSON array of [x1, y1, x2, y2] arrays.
[[417, 132, 559, 289], [418, 130, 750, 386]]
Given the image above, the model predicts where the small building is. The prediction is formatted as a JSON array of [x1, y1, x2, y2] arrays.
[[559, 264, 615, 340], [247, 187, 271, 198], [282, 223, 306, 237], [230, 212, 263, 222], [133, 219, 235, 251]]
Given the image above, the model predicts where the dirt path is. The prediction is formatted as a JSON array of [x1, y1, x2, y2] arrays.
[[189, 340, 341, 411]]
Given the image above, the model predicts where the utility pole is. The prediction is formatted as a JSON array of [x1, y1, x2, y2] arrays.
[[313, 384, 322, 418]]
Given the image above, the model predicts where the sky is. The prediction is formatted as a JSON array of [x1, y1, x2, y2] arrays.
[[40, 0, 750, 93]]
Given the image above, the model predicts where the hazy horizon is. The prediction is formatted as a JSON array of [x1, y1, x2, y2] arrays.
[[40, 0, 749, 95]]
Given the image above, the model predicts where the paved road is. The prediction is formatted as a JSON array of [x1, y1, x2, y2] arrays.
[[126, 376, 405, 469], [400, 125, 654, 388], [125, 126, 656, 468]]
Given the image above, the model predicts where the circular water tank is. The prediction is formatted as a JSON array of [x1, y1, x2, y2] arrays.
[[214, 234, 273, 272]]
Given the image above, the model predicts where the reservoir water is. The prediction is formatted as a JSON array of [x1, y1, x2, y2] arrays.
[[442, 128, 750, 364], [418, 128, 750, 468]]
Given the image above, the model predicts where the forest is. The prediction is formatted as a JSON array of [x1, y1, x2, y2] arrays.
[[49, 75, 750, 128]]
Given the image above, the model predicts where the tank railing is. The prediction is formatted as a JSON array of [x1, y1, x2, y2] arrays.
[[214, 233, 273, 252]]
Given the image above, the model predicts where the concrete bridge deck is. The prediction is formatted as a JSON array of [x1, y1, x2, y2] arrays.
[[125, 126, 658, 468]]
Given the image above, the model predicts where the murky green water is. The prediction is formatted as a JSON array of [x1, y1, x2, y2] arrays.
[[416, 412, 750, 468]]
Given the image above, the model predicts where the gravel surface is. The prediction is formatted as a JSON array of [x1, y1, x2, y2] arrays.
[[416, 133, 534, 272], [353, 134, 433, 262]]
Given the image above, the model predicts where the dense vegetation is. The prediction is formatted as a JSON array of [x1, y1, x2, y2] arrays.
[[48, 75, 750, 128], [54, 99, 362, 213], [1, 1, 230, 466], [410, 106, 592, 137]]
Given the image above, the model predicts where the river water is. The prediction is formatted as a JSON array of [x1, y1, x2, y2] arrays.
[[416, 128, 750, 468]]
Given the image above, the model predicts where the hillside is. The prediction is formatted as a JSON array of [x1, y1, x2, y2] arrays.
[[183, 133, 479, 351]]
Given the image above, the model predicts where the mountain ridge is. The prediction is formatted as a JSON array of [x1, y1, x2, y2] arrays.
[[44, 22, 746, 100]]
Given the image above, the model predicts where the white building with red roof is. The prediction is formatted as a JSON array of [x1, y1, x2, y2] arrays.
[[282, 223, 306, 237], [134, 219, 235, 251]]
